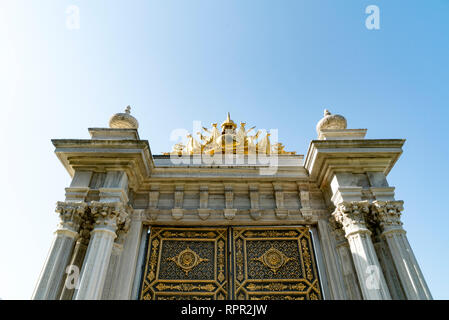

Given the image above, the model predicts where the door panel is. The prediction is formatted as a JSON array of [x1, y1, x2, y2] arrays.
[[140, 227, 228, 300], [232, 226, 322, 300], [140, 226, 322, 300]]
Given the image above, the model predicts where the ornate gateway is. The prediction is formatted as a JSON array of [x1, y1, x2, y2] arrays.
[[35, 109, 431, 300], [140, 226, 322, 300]]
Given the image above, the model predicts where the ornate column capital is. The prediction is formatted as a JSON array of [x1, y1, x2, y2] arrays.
[[77, 217, 94, 246], [332, 201, 370, 238], [328, 216, 346, 245], [89, 201, 130, 236], [371, 200, 404, 234], [55, 201, 88, 236]]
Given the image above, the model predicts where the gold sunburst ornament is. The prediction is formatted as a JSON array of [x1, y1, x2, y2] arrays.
[[164, 113, 296, 155], [252, 247, 293, 274], [167, 247, 209, 275]]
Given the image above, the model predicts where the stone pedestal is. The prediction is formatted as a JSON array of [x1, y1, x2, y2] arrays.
[[32, 202, 86, 300]]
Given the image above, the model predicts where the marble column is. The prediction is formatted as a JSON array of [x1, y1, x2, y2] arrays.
[[131, 225, 149, 299], [332, 201, 391, 300], [372, 200, 432, 300], [59, 217, 93, 300], [101, 240, 125, 299], [329, 218, 362, 300], [32, 202, 87, 300], [104, 210, 144, 299], [317, 219, 347, 299], [74, 201, 129, 300]]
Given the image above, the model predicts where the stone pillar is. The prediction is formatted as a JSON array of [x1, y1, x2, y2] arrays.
[[59, 218, 93, 300], [131, 225, 149, 299], [332, 201, 391, 299], [101, 239, 125, 299], [32, 202, 87, 300], [329, 219, 362, 300], [372, 200, 432, 300], [109, 210, 144, 299], [74, 201, 129, 300], [373, 238, 406, 300], [316, 219, 347, 299]]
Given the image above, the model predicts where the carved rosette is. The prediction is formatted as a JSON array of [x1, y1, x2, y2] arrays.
[[332, 201, 370, 238], [89, 201, 130, 236], [252, 247, 293, 274], [371, 200, 404, 234], [166, 247, 209, 275], [55, 201, 88, 234]]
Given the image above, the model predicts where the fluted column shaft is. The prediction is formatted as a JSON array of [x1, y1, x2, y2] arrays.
[[373, 201, 432, 300], [74, 202, 129, 300], [112, 211, 144, 299], [333, 201, 391, 300], [59, 218, 93, 300], [329, 220, 362, 300], [32, 202, 87, 300], [317, 219, 347, 299]]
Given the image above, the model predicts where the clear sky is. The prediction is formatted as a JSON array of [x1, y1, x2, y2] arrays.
[[0, 0, 448, 299]]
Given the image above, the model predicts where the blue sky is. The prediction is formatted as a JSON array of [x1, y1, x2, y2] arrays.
[[0, 0, 448, 299]]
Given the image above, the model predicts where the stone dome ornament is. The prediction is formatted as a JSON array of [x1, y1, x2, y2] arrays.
[[316, 109, 347, 134], [109, 106, 139, 129]]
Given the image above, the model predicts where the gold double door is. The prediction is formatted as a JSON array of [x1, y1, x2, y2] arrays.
[[139, 226, 322, 300]]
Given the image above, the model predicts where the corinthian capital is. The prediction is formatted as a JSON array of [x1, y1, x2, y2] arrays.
[[328, 215, 346, 244], [78, 217, 94, 245], [371, 200, 404, 232], [55, 201, 88, 232], [332, 201, 370, 237], [89, 201, 130, 234]]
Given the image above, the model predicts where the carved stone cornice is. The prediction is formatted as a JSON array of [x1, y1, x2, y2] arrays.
[[332, 201, 370, 238], [371, 200, 404, 234], [89, 201, 130, 235], [55, 201, 88, 233]]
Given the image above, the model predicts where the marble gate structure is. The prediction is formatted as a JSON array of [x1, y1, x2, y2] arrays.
[[32, 108, 432, 300]]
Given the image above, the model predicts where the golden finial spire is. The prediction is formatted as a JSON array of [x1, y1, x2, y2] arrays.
[[221, 112, 237, 130]]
